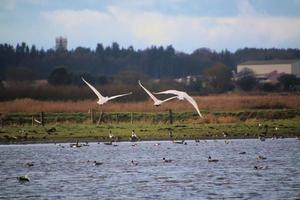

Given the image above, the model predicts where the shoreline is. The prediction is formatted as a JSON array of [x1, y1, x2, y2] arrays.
[[1, 112, 300, 145], [1, 135, 299, 145]]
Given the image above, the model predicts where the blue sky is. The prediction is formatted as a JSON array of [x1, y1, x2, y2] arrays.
[[1, 0, 300, 53]]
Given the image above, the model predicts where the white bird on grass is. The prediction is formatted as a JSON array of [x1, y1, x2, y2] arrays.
[[82, 77, 132, 105], [154, 90, 203, 118], [138, 80, 177, 106]]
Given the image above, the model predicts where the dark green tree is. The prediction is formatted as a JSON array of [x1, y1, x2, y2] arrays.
[[0, 79, 4, 89], [1, 42, 300, 86], [278, 74, 297, 90], [96, 43, 104, 54], [236, 68, 257, 91], [111, 42, 120, 57], [204, 63, 233, 93], [48, 67, 71, 85], [6, 67, 35, 82], [259, 83, 279, 92]]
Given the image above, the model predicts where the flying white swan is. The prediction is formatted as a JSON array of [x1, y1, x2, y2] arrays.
[[154, 90, 203, 118], [82, 77, 132, 105], [138, 80, 177, 106]]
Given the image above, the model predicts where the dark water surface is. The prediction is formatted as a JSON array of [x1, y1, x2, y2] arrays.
[[0, 138, 299, 199]]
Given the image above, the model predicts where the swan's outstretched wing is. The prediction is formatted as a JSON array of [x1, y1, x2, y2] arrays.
[[138, 80, 159, 103], [154, 90, 181, 96], [155, 89, 203, 118], [184, 95, 203, 118], [160, 96, 178, 103], [82, 77, 104, 100], [107, 92, 132, 101]]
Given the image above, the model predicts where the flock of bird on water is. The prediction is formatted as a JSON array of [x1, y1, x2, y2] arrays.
[[15, 77, 271, 183], [15, 77, 295, 182], [17, 77, 298, 183], [17, 138, 273, 183]]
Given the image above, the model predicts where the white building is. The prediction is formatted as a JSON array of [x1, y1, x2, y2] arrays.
[[55, 36, 67, 50], [237, 60, 300, 78]]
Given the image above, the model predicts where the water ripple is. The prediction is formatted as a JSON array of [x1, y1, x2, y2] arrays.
[[0, 139, 299, 199]]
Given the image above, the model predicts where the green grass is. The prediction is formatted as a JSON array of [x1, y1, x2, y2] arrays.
[[1, 116, 300, 143], [1, 109, 300, 124]]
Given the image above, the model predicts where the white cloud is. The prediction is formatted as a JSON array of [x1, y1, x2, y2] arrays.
[[41, 5, 300, 52]]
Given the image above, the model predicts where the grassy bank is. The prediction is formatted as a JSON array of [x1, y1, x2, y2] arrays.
[[1, 94, 300, 143], [1, 110, 300, 143], [1, 109, 300, 124]]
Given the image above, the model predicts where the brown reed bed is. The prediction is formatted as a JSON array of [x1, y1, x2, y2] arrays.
[[0, 94, 300, 113]]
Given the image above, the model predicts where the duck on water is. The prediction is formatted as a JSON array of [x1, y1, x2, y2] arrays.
[[208, 156, 219, 162]]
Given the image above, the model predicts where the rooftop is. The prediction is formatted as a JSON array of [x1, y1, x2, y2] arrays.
[[239, 59, 300, 66]]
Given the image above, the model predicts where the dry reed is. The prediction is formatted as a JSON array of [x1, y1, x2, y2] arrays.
[[0, 94, 300, 113]]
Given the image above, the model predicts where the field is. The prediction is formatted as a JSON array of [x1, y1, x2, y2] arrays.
[[0, 94, 300, 143], [1, 93, 300, 112]]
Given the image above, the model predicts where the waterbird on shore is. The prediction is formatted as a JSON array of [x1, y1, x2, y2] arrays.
[[208, 156, 219, 162], [173, 140, 185, 144], [222, 132, 228, 138], [46, 127, 56, 135], [271, 134, 278, 140], [70, 140, 82, 148], [154, 90, 203, 118], [54, 142, 59, 146], [259, 136, 266, 141], [34, 118, 42, 124], [169, 131, 173, 138], [82, 77, 132, 105], [18, 175, 30, 182], [103, 141, 113, 145], [83, 141, 89, 146], [130, 130, 139, 142], [138, 80, 177, 106], [108, 131, 115, 140], [70, 143, 80, 148]]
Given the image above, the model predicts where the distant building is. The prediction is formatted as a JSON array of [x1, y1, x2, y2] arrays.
[[237, 60, 300, 78], [258, 71, 286, 84], [174, 75, 202, 85], [55, 36, 67, 50]]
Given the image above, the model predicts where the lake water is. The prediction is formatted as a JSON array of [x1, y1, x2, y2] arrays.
[[0, 138, 299, 199]]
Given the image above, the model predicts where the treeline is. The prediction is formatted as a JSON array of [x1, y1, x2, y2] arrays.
[[0, 63, 299, 102], [1, 42, 300, 81], [1, 42, 300, 101]]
